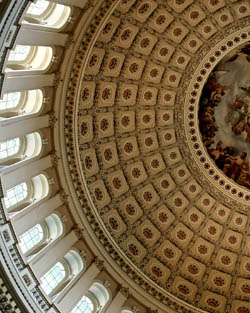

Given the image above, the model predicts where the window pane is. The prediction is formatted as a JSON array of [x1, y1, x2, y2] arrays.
[[27, 0, 50, 16], [71, 296, 94, 313], [8, 45, 31, 62], [0, 138, 20, 159], [40, 262, 66, 295], [19, 224, 44, 254], [4, 182, 28, 209], [0, 92, 21, 110]]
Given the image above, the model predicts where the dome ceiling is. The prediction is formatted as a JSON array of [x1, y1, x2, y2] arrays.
[[60, 0, 250, 312]]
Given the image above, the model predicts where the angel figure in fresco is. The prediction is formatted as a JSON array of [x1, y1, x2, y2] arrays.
[[228, 95, 246, 110], [237, 167, 250, 188], [232, 118, 245, 136], [223, 152, 249, 181], [208, 141, 223, 162]]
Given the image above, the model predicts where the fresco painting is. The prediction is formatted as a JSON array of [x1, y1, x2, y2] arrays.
[[199, 42, 250, 189]]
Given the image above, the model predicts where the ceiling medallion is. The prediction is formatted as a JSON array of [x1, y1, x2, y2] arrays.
[[185, 27, 250, 206]]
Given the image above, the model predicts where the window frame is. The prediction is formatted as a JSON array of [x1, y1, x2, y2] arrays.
[[4, 171, 50, 214], [38, 248, 85, 300], [23, 1, 71, 30], [19, 221, 49, 255], [3, 180, 32, 211], [0, 91, 27, 113], [0, 89, 43, 116], [87, 281, 111, 313], [7, 45, 37, 65], [71, 295, 95, 313], [0, 136, 26, 163], [0, 130, 43, 166], [40, 259, 69, 297], [6, 45, 54, 73], [18, 213, 64, 260], [26, 0, 54, 18]]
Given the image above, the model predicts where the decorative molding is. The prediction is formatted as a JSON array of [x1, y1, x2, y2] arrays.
[[74, 225, 85, 240], [50, 151, 61, 167], [118, 285, 129, 298], [49, 112, 58, 128], [94, 257, 104, 271], [59, 190, 69, 203], [103, 280, 111, 288]]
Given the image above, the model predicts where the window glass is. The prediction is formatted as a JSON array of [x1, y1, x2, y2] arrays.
[[8, 45, 31, 62], [45, 3, 68, 26], [40, 262, 66, 295], [71, 296, 94, 313], [27, 0, 50, 16], [4, 182, 28, 209], [0, 92, 21, 110], [89, 282, 109, 308], [0, 138, 20, 159], [19, 224, 44, 253]]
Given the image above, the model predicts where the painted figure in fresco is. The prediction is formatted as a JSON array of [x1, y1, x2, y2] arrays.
[[228, 95, 245, 110], [232, 118, 245, 136], [224, 152, 248, 181]]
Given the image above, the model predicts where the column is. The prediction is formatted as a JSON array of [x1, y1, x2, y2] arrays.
[[49, 0, 88, 9], [11, 194, 63, 236], [105, 287, 129, 313], [31, 230, 78, 278], [0, 114, 49, 141], [1, 155, 52, 192], [17, 28, 68, 47], [1, 73, 55, 94], [56, 258, 104, 313]]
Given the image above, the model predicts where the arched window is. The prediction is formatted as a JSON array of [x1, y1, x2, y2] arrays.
[[19, 224, 44, 254], [32, 174, 49, 201], [71, 282, 110, 313], [43, 3, 71, 29], [23, 0, 71, 30], [89, 282, 110, 312], [24, 132, 43, 159], [0, 132, 42, 166], [4, 182, 28, 209], [40, 249, 84, 297], [6, 45, 53, 72], [0, 92, 21, 111], [4, 173, 49, 213], [71, 296, 94, 313], [64, 249, 85, 276], [8, 45, 31, 62], [18, 213, 63, 257], [44, 214, 63, 241], [0, 138, 20, 159], [26, 0, 50, 16], [0, 90, 43, 117], [23, 89, 43, 114], [41, 261, 66, 295], [89, 282, 110, 310]]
